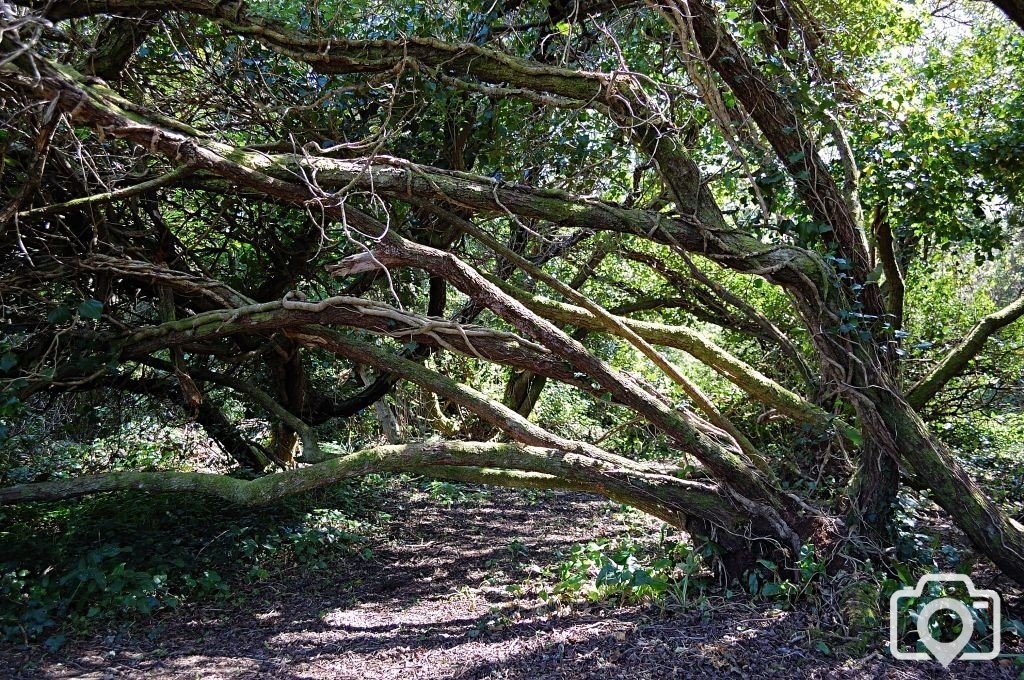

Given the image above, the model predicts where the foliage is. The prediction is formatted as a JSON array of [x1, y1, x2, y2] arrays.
[[535, 537, 710, 608], [0, 479, 385, 647], [1, 0, 1024, 662]]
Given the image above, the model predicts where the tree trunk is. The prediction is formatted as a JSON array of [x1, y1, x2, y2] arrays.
[[877, 387, 1024, 583]]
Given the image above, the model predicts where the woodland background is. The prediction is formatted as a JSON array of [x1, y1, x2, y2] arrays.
[[1, 0, 1024, 676]]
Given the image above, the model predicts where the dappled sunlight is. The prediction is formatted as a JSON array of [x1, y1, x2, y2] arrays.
[[3, 0, 1024, 677]]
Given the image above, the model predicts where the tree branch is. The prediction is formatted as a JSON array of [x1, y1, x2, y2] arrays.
[[908, 292, 1024, 409], [990, 0, 1024, 32], [15, 167, 193, 221], [487, 277, 837, 433], [873, 204, 905, 328], [0, 440, 744, 533]]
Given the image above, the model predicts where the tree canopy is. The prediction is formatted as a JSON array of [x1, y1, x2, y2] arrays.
[[2, 0, 1024, 602]]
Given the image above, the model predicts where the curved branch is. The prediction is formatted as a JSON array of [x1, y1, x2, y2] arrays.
[[488, 278, 835, 433], [908, 292, 1024, 409], [990, 0, 1024, 32], [0, 52, 823, 297], [116, 294, 588, 389], [21, 1, 607, 99], [0, 440, 744, 533], [138, 357, 322, 462]]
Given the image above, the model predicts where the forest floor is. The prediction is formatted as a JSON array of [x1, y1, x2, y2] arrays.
[[0, 484, 1021, 679]]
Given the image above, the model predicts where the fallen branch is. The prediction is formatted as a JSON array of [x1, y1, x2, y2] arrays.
[[0, 441, 746, 534]]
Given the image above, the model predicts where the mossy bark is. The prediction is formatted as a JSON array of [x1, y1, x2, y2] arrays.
[[0, 441, 751, 542]]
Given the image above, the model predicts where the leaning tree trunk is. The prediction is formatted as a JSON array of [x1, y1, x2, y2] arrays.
[[876, 387, 1024, 583], [653, 0, 1024, 582], [5, 0, 1024, 585]]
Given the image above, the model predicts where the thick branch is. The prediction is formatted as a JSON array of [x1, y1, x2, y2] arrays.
[[489, 278, 835, 432], [874, 205, 905, 328], [658, 0, 875, 294], [117, 294, 589, 390], [908, 292, 1024, 409], [0, 441, 745, 533], [990, 0, 1024, 32]]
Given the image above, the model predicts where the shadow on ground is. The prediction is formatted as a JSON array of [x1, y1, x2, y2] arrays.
[[0, 487, 1018, 679]]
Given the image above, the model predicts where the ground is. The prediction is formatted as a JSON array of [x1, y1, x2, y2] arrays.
[[0, 485, 1020, 679]]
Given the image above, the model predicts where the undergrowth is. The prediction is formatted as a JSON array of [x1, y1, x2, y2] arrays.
[[0, 475, 396, 650]]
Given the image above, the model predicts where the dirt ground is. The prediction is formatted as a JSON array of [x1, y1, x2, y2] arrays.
[[0, 487, 1019, 679]]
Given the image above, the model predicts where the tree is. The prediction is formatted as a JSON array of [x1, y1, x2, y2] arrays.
[[1, 0, 1023, 581]]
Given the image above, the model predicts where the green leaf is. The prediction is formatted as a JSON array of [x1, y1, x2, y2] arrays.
[[814, 641, 831, 655], [78, 299, 104, 320], [47, 305, 72, 323], [0, 352, 16, 372]]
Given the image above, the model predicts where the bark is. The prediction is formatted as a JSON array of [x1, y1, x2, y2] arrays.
[[0, 441, 747, 535], [13, 0, 821, 295], [268, 349, 306, 465], [359, 366, 403, 444], [875, 388, 1024, 583], [847, 407, 900, 535], [503, 368, 549, 417], [649, 0, 1024, 557], [649, 0, 908, 539], [908, 292, 1024, 409], [874, 207, 905, 328], [116, 296, 588, 393], [0, 48, 804, 553], [77, 11, 160, 80], [991, 0, 1024, 32], [490, 278, 835, 432], [195, 398, 273, 470]]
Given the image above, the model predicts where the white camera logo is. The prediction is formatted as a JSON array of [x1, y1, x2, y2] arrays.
[[889, 574, 1000, 667]]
